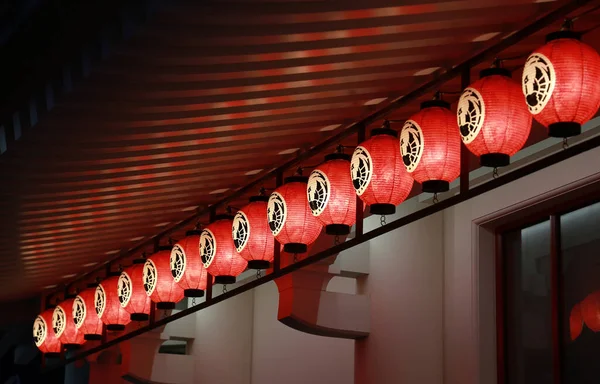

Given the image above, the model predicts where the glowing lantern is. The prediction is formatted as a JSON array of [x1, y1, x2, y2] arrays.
[[53, 297, 85, 349], [458, 67, 532, 167], [351, 128, 413, 215], [171, 231, 211, 296], [401, 100, 461, 193], [96, 275, 131, 331], [73, 284, 103, 340], [522, 29, 600, 138], [307, 153, 356, 235], [570, 303, 584, 341], [233, 197, 274, 269], [268, 177, 323, 253], [581, 291, 600, 332], [118, 259, 152, 321], [201, 215, 248, 284], [33, 308, 62, 357], [143, 246, 185, 309]]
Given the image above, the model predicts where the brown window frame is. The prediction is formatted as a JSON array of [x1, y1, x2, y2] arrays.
[[494, 182, 600, 384]]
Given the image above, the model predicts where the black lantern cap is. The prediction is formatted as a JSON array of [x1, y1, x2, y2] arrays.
[[479, 67, 512, 79], [132, 258, 146, 265], [184, 289, 205, 298], [480, 153, 510, 168], [283, 243, 308, 254], [84, 334, 102, 341], [370, 204, 396, 216], [106, 324, 126, 332], [548, 122, 581, 138], [324, 153, 351, 162], [546, 29, 581, 43], [130, 313, 150, 322], [86, 283, 99, 289], [157, 245, 173, 252], [107, 271, 121, 277], [370, 127, 398, 138], [249, 195, 269, 202], [422, 180, 450, 193], [247, 260, 271, 270], [284, 176, 308, 184], [326, 224, 351, 236], [156, 302, 176, 310], [213, 214, 234, 222], [214, 275, 236, 285], [420, 99, 451, 110], [185, 229, 202, 236]]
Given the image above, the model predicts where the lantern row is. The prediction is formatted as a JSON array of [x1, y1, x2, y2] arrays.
[[33, 27, 600, 355]]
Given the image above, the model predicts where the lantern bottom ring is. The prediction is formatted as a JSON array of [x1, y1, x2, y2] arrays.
[[325, 224, 351, 236], [84, 334, 102, 341], [283, 243, 308, 254], [422, 180, 450, 194], [184, 289, 205, 298], [480, 153, 510, 168], [63, 344, 82, 351], [214, 275, 236, 285], [247, 260, 271, 270], [156, 302, 176, 310], [369, 203, 395, 216], [45, 353, 61, 359], [548, 122, 581, 138], [130, 313, 150, 322], [106, 324, 126, 332]]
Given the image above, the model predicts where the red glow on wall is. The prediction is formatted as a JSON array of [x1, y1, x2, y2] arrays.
[[308, 153, 356, 235], [201, 216, 248, 284], [581, 291, 600, 332], [233, 197, 274, 270], [570, 303, 584, 341], [351, 128, 413, 215], [172, 231, 211, 297], [522, 31, 600, 138], [144, 246, 185, 309], [458, 68, 532, 167], [268, 177, 323, 254]]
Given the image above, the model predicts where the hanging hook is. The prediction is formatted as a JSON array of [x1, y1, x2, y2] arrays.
[[222, 285, 228, 294], [492, 167, 500, 179], [296, 166, 304, 176], [293, 253, 298, 263], [191, 297, 196, 306], [336, 144, 344, 154], [259, 187, 267, 196], [562, 138, 569, 150], [380, 215, 387, 227], [433, 193, 439, 204], [561, 18, 574, 30], [334, 235, 341, 246], [256, 269, 262, 279]]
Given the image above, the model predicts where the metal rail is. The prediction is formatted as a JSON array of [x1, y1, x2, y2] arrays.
[[46, 125, 600, 371], [65, 0, 598, 291]]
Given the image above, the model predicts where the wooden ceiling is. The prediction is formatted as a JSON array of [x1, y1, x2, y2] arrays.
[[1, 0, 599, 301]]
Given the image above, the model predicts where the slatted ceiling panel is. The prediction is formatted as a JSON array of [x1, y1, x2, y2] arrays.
[[0, 0, 593, 300]]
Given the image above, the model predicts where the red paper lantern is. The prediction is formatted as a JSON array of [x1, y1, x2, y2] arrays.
[[53, 298, 85, 349], [33, 308, 62, 357], [581, 291, 600, 332], [233, 197, 274, 270], [458, 67, 532, 167], [570, 303, 584, 341], [143, 246, 185, 309], [351, 128, 413, 215], [118, 259, 152, 321], [201, 215, 248, 284], [401, 100, 461, 193], [307, 153, 356, 235], [172, 231, 211, 296], [522, 29, 600, 138], [268, 177, 323, 254], [96, 275, 131, 331], [73, 284, 103, 340]]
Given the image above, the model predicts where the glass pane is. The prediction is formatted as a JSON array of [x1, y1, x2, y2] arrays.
[[561, 201, 600, 383], [503, 220, 553, 384]]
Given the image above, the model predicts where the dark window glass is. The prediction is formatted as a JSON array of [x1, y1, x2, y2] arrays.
[[560, 201, 600, 383], [503, 220, 553, 384]]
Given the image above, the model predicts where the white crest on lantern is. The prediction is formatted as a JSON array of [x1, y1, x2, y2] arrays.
[[232, 211, 250, 253], [400, 120, 424, 173], [73, 295, 86, 329], [52, 306, 66, 338], [143, 260, 158, 296], [307, 169, 330, 217], [170, 245, 186, 283], [350, 146, 373, 196], [117, 272, 132, 308], [95, 285, 106, 318], [33, 315, 47, 347], [199, 229, 217, 268], [267, 192, 287, 236], [457, 87, 486, 144], [522, 52, 556, 115]]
